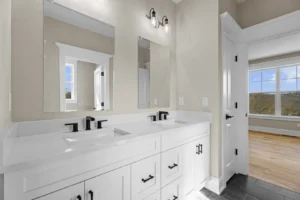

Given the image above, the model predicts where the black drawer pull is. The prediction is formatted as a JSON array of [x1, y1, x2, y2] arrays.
[[77, 195, 82, 200], [200, 144, 203, 154], [142, 175, 154, 183], [168, 163, 178, 169], [169, 195, 178, 200], [88, 190, 94, 200]]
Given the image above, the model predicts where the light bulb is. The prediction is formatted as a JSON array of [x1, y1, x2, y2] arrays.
[[164, 24, 170, 33], [151, 16, 157, 27]]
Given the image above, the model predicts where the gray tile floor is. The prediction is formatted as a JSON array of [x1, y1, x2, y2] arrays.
[[200, 174, 300, 200]]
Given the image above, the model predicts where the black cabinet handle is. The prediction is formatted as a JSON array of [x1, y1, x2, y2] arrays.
[[196, 144, 200, 154], [142, 175, 154, 183], [168, 163, 178, 169], [169, 195, 178, 200], [88, 190, 94, 200], [226, 114, 234, 120], [200, 144, 203, 154], [76, 195, 82, 200]]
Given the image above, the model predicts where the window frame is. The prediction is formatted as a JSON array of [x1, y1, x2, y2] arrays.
[[249, 56, 300, 120], [64, 59, 78, 104]]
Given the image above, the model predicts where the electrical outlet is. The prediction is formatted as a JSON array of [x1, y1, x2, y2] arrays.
[[154, 98, 158, 106], [202, 97, 208, 107], [179, 97, 184, 106]]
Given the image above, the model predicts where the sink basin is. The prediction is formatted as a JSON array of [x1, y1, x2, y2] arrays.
[[62, 128, 131, 147]]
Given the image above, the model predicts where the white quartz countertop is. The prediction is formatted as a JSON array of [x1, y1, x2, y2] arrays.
[[4, 118, 211, 172]]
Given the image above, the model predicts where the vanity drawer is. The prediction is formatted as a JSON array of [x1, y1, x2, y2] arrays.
[[143, 190, 161, 200], [161, 178, 182, 200], [131, 155, 161, 200], [161, 147, 183, 187], [161, 123, 210, 151]]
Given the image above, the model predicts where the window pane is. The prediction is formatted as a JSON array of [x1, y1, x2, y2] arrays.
[[249, 71, 261, 82], [280, 79, 296, 91], [280, 66, 296, 79], [65, 66, 72, 82], [281, 92, 300, 116], [65, 83, 72, 99], [262, 69, 276, 81], [249, 81, 261, 93], [262, 81, 276, 92], [249, 93, 275, 115], [298, 66, 300, 78]]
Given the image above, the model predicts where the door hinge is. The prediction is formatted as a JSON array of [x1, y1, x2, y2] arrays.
[[235, 149, 238, 155], [235, 55, 238, 62], [101, 72, 104, 76], [235, 102, 238, 109]]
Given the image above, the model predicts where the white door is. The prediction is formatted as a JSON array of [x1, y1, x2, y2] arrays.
[[222, 36, 238, 184], [85, 166, 130, 200], [138, 68, 150, 109], [36, 183, 84, 200]]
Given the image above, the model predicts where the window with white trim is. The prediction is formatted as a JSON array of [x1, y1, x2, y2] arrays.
[[65, 62, 77, 102], [249, 64, 300, 117]]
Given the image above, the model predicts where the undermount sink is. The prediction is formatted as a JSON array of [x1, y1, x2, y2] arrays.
[[62, 128, 131, 147], [153, 119, 187, 125]]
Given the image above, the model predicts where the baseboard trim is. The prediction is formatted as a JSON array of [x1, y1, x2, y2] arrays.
[[249, 126, 300, 137], [205, 176, 225, 195]]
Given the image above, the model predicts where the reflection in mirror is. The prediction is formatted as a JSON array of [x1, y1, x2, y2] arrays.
[[138, 37, 170, 109], [43, 0, 114, 112]]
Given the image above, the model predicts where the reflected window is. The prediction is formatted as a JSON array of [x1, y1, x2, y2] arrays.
[[65, 62, 77, 102]]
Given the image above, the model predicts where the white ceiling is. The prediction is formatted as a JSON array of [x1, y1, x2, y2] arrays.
[[44, 0, 115, 38], [172, 0, 247, 4]]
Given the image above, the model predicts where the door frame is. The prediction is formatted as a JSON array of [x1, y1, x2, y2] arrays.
[[221, 10, 300, 188]]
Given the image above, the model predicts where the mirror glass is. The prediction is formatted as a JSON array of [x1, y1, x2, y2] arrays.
[[43, 1, 115, 112], [138, 37, 170, 109]]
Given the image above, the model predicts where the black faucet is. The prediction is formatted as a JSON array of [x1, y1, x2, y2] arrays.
[[85, 116, 95, 130], [158, 111, 169, 120]]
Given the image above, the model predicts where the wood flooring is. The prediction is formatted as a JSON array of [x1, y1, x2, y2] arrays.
[[249, 131, 300, 194]]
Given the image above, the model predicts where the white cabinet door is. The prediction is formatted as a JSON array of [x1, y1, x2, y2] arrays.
[[36, 183, 84, 200], [182, 135, 210, 196], [85, 166, 130, 200], [143, 191, 160, 200], [195, 135, 210, 190], [182, 140, 198, 196]]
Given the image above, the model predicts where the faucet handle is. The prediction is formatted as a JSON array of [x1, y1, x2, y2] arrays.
[[65, 123, 79, 132], [97, 120, 108, 129], [149, 115, 157, 122]]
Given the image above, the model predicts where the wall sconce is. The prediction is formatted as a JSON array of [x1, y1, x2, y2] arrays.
[[146, 8, 170, 33], [147, 8, 159, 28], [160, 16, 170, 34]]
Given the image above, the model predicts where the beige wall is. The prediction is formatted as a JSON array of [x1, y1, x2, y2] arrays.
[[0, 0, 12, 172], [219, 0, 238, 21], [12, 0, 176, 121], [43, 16, 114, 112], [237, 0, 300, 28], [176, 0, 221, 178], [249, 51, 300, 131]]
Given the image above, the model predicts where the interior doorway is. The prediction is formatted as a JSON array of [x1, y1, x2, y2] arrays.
[[221, 10, 300, 195]]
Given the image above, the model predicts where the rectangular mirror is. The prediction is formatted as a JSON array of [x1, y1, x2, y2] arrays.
[[138, 37, 170, 109], [43, 0, 115, 112]]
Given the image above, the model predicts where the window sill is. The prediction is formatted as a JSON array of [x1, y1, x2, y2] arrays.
[[249, 114, 300, 122]]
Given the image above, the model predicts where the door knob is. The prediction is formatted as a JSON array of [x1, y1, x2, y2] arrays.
[[225, 114, 234, 120]]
